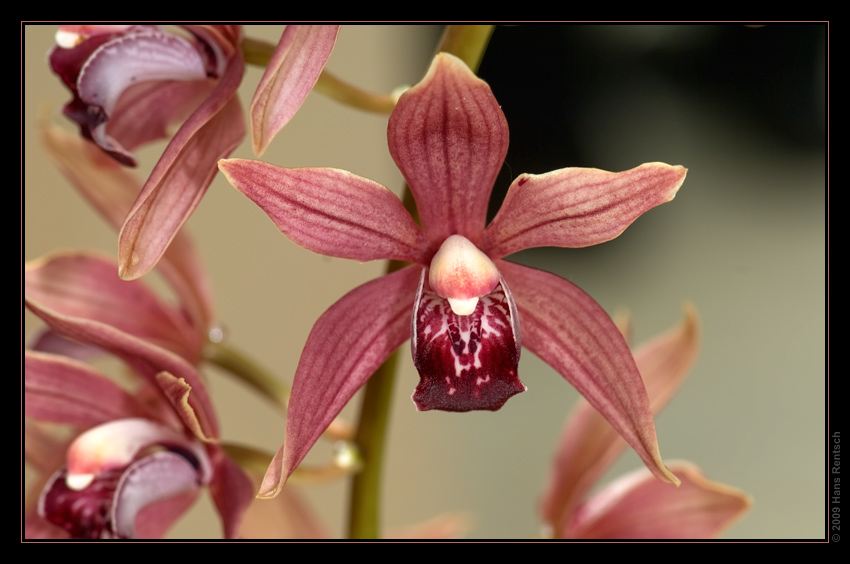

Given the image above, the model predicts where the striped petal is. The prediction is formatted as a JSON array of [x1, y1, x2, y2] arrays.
[[540, 306, 700, 534], [207, 451, 256, 540], [118, 55, 245, 280], [480, 163, 687, 259], [219, 159, 432, 264], [250, 25, 339, 156], [259, 266, 422, 498], [25, 350, 152, 426], [498, 260, 679, 486], [388, 52, 508, 244], [25, 251, 201, 362], [566, 462, 752, 539]]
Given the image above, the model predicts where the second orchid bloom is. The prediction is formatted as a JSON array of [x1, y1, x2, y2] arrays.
[[219, 53, 688, 498], [49, 24, 339, 281]]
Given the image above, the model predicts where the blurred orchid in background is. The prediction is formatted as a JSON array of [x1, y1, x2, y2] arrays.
[[48, 24, 338, 280], [24, 251, 254, 538], [539, 307, 752, 539], [28, 116, 256, 539], [219, 52, 688, 499]]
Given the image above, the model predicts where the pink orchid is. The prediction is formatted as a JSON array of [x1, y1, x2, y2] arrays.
[[24, 249, 254, 539], [540, 308, 752, 539], [218, 52, 688, 498], [49, 24, 338, 280]]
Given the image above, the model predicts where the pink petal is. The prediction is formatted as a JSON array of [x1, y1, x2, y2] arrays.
[[387, 52, 509, 244], [29, 327, 103, 362], [412, 270, 525, 411], [111, 452, 204, 538], [24, 294, 219, 440], [259, 266, 421, 498], [540, 306, 700, 534], [118, 54, 245, 280], [131, 490, 199, 539], [40, 122, 139, 227], [481, 163, 687, 259], [250, 25, 339, 156], [105, 78, 218, 158], [219, 159, 432, 264], [40, 124, 217, 330], [207, 452, 256, 539], [25, 251, 201, 362], [498, 260, 679, 486], [25, 350, 152, 426], [567, 462, 752, 539]]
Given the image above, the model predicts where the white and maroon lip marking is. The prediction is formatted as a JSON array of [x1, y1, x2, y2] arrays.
[[412, 271, 525, 412]]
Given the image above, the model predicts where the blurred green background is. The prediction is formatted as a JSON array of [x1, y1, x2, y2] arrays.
[[24, 24, 826, 539]]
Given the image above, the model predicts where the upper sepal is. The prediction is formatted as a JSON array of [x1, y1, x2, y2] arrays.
[[412, 269, 525, 412], [388, 53, 509, 244]]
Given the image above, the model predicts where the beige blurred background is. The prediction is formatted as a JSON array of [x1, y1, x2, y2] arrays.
[[24, 25, 825, 539]]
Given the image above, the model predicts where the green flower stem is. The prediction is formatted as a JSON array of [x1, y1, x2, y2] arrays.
[[436, 24, 495, 73], [313, 71, 398, 114], [346, 348, 400, 539], [204, 340, 354, 442], [345, 24, 495, 540], [240, 36, 277, 67], [242, 36, 397, 114], [204, 340, 289, 410]]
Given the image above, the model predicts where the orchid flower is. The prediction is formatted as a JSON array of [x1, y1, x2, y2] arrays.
[[540, 307, 752, 539], [218, 52, 688, 498], [24, 250, 255, 539], [49, 24, 338, 280]]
